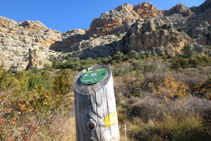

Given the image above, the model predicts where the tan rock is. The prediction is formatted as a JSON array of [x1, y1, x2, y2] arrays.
[[89, 2, 162, 37], [124, 20, 193, 55], [26, 48, 52, 70], [134, 2, 162, 18]]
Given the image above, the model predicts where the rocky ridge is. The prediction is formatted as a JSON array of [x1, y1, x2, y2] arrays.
[[0, 0, 211, 71], [90, 2, 162, 37]]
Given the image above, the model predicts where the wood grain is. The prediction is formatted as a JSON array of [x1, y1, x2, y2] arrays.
[[74, 65, 120, 141]]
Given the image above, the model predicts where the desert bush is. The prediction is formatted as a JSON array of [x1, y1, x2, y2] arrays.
[[53, 57, 97, 71], [160, 52, 167, 60], [53, 69, 74, 96], [188, 57, 200, 67], [145, 52, 151, 58], [171, 55, 211, 70], [191, 79, 211, 99], [131, 59, 165, 74], [132, 62, 157, 73], [127, 50, 138, 59], [140, 72, 166, 93], [182, 44, 194, 58], [79, 58, 96, 70], [173, 96, 211, 118], [112, 62, 133, 76], [111, 51, 125, 63], [139, 54, 146, 59], [28, 72, 53, 91], [114, 70, 145, 98], [65, 57, 81, 70], [171, 57, 189, 70], [155, 72, 189, 100], [196, 55, 211, 65], [129, 97, 167, 121], [174, 69, 205, 88], [98, 57, 110, 65], [0, 66, 18, 92]]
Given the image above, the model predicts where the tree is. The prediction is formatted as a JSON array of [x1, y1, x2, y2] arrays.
[[182, 44, 194, 58]]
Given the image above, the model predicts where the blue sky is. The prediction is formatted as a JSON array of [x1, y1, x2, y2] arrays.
[[1, 0, 205, 33]]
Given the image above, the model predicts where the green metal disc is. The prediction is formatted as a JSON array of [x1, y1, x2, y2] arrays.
[[80, 68, 108, 85]]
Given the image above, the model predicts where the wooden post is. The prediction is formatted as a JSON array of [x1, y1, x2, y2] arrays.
[[74, 65, 120, 141]]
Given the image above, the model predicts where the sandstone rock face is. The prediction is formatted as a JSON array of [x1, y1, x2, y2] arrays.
[[90, 2, 162, 37], [63, 33, 126, 59], [134, 2, 162, 18], [121, 19, 193, 56], [198, 0, 211, 25], [26, 48, 52, 70], [0, 17, 63, 70], [164, 3, 192, 17], [50, 29, 88, 51], [0, 17, 88, 70], [90, 3, 139, 36], [190, 0, 211, 24]]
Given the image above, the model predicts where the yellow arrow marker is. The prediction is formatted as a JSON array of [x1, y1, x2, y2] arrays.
[[104, 112, 118, 127]]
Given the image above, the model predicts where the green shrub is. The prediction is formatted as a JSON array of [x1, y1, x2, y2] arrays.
[[127, 50, 138, 59], [143, 65, 157, 73], [100, 57, 110, 64], [189, 57, 200, 67], [171, 58, 189, 70], [112, 51, 125, 63], [0, 66, 15, 91], [160, 52, 167, 60], [204, 45, 211, 49], [79, 58, 96, 70], [66, 57, 81, 70], [112, 62, 133, 76], [145, 52, 151, 58], [139, 55, 146, 59], [182, 44, 194, 58], [53, 69, 72, 95], [28, 72, 53, 91], [171, 61, 181, 70]]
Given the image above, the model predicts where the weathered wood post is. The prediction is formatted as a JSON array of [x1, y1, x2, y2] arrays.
[[74, 65, 120, 141]]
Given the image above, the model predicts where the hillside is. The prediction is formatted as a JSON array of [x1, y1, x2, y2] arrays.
[[0, 0, 211, 140], [0, 0, 211, 71]]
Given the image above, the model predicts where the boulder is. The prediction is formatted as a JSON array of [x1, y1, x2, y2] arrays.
[[26, 48, 52, 70]]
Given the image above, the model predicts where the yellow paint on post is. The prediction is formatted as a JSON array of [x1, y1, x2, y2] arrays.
[[110, 137, 117, 141], [104, 112, 118, 127]]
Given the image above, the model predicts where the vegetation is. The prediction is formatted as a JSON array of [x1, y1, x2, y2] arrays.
[[1, 48, 211, 140]]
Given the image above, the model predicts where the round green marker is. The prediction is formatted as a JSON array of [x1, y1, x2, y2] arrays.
[[80, 68, 108, 85]]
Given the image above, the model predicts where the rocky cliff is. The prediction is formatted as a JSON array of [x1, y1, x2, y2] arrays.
[[89, 2, 162, 37], [0, 0, 211, 71]]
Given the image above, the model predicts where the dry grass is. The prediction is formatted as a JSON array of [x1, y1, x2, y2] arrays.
[[29, 115, 76, 141], [127, 115, 210, 141]]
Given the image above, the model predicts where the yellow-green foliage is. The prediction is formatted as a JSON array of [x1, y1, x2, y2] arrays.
[[192, 80, 211, 100], [0, 67, 74, 140], [155, 72, 189, 99]]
